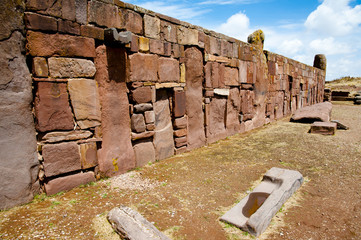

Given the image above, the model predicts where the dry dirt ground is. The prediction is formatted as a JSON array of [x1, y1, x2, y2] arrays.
[[1, 102, 360, 240]]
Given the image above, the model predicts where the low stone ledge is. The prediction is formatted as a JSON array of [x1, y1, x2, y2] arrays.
[[310, 121, 337, 135]]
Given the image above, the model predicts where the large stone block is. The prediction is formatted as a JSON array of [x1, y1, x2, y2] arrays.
[[34, 82, 74, 132], [174, 90, 186, 117], [160, 21, 177, 43], [75, 0, 88, 24], [131, 86, 152, 104], [133, 142, 156, 167], [48, 57, 96, 78], [95, 45, 135, 176], [58, 19, 81, 35], [226, 88, 241, 135], [209, 37, 221, 56], [158, 57, 180, 82], [206, 97, 227, 143], [185, 47, 206, 149], [224, 67, 239, 86], [41, 130, 93, 143], [42, 142, 81, 177], [144, 15, 160, 39], [122, 9, 143, 35], [174, 115, 187, 129], [26, 0, 62, 18], [177, 26, 198, 45], [88, 0, 122, 28], [81, 25, 104, 40], [239, 60, 247, 83], [149, 39, 164, 55], [68, 79, 101, 129], [24, 12, 57, 32], [129, 53, 158, 82], [45, 172, 95, 195], [26, 31, 95, 57], [79, 142, 98, 169], [131, 114, 146, 133]]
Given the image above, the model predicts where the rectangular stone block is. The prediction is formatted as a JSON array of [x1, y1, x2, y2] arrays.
[[174, 128, 187, 137], [133, 141, 155, 167], [310, 121, 337, 135], [48, 57, 96, 78], [122, 9, 143, 35], [45, 172, 95, 195], [177, 26, 198, 45], [158, 57, 179, 82], [131, 114, 146, 133], [62, 0, 76, 21], [139, 37, 150, 52], [150, 39, 164, 55], [160, 21, 177, 43], [224, 67, 239, 86], [174, 90, 186, 117], [144, 111, 155, 124], [131, 87, 152, 104], [81, 25, 104, 40], [144, 15, 160, 39], [58, 19, 80, 35], [175, 136, 187, 148], [32, 57, 48, 77], [239, 60, 247, 83], [80, 142, 98, 169], [129, 53, 158, 82], [75, 0, 88, 24], [27, 31, 95, 57], [88, 0, 122, 28], [42, 142, 81, 177], [174, 115, 187, 129], [209, 36, 221, 56], [24, 12, 57, 32]]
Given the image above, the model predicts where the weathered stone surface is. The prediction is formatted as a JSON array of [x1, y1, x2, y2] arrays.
[[310, 121, 337, 135], [154, 91, 175, 160], [175, 146, 187, 155], [80, 142, 98, 169], [174, 115, 187, 129], [68, 79, 101, 129], [134, 103, 153, 112], [108, 206, 171, 240], [144, 15, 160, 39], [75, 0, 87, 24], [81, 25, 104, 40], [174, 90, 186, 117], [95, 45, 135, 176], [149, 39, 164, 55], [58, 19, 81, 35], [131, 131, 155, 141], [147, 124, 155, 131], [144, 111, 155, 124], [247, 29, 265, 50], [122, 9, 143, 34], [132, 87, 152, 104], [131, 114, 146, 133], [174, 128, 187, 137], [133, 142, 156, 167], [138, 36, 150, 52], [129, 53, 158, 82], [24, 12, 57, 32], [175, 136, 187, 148], [239, 60, 247, 83], [313, 54, 327, 71], [224, 67, 239, 86], [34, 82, 74, 132], [48, 57, 96, 78], [291, 102, 332, 123], [88, 0, 121, 28], [160, 21, 177, 43], [0, 31, 38, 210], [158, 57, 179, 82], [209, 37, 221, 56], [32, 57, 48, 77], [42, 130, 93, 143], [214, 88, 230, 96], [226, 88, 241, 135], [207, 97, 227, 143], [26, 31, 95, 57], [177, 26, 198, 45], [45, 172, 95, 195], [185, 47, 205, 149], [42, 142, 81, 177]]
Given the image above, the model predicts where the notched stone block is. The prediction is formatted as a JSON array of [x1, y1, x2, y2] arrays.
[[104, 28, 132, 44]]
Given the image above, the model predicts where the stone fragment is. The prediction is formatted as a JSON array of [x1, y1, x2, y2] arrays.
[[26, 31, 95, 57], [185, 47, 205, 149], [45, 172, 95, 195], [174, 90, 186, 117], [144, 111, 155, 124], [150, 39, 164, 55], [131, 131, 155, 141], [68, 79, 101, 129], [42, 130, 93, 143], [132, 87, 152, 104], [131, 114, 146, 133], [144, 15, 160, 39], [24, 12, 57, 32], [79, 142, 98, 169], [58, 19, 81, 35], [174, 128, 187, 137], [81, 25, 104, 40], [104, 28, 132, 44], [175, 136, 187, 148], [310, 121, 337, 135], [133, 142, 156, 167], [32, 57, 48, 77], [129, 53, 158, 82], [224, 67, 239, 86], [95, 45, 135, 176], [214, 88, 230, 96], [163, 42, 171, 56], [290, 102, 332, 123], [34, 82, 74, 132], [174, 116, 187, 129], [48, 57, 96, 78], [42, 142, 81, 177], [155, 82, 181, 89], [88, 0, 122, 28], [177, 26, 198, 45], [134, 103, 153, 112], [158, 57, 180, 82]]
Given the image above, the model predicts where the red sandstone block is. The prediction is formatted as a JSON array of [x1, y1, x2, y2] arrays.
[[164, 42, 171, 56], [45, 172, 95, 195], [175, 136, 187, 148], [171, 44, 181, 58], [42, 142, 81, 177], [174, 128, 187, 137], [150, 39, 164, 55], [80, 25, 104, 40], [310, 122, 337, 135], [24, 12, 57, 31], [27, 31, 95, 57], [160, 21, 177, 43], [122, 9, 143, 34], [131, 87, 152, 104], [268, 61, 276, 75], [131, 114, 146, 133], [58, 19, 80, 35], [34, 82, 74, 132], [174, 90, 186, 117], [224, 67, 239, 86], [209, 36, 221, 56], [175, 146, 187, 155], [88, 0, 122, 28], [158, 57, 180, 82], [129, 53, 158, 82], [62, 0, 76, 21], [32, 57, 48, 77], [128, 34, 139, 52], [26, 0, 62, 18], [79, 142, 98, 169], [174, 116, 187, 129], [204, 62, 212, 88]]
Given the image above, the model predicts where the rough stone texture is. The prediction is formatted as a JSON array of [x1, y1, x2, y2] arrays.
[[154, 91, 175, 160], [58, 19, 81, 35], [138, 37, 150, 52], [129, 53, 158, 82], [145, 111, 155, 124], [150, 39, 164, 55], [131, 131, 154, 141], [24, 12, 57, 32], [131, 114, 146, 133], [88, 0, 121, 28], [132, 87, 152, 104], [160, 21, 177, 43], [175, 136, 187, 148], [0, 29, 38, 210], [81, 25, 104, 40], [26, 31, 95, 57], [247, 29, 265, 50], [48, 57, 96, 78], [207, 97, 227, 144], [158, 57, 179, 82], [34, 82, 75, 132], [134, 103, 153, 113], [226, 88, 241, 135], [122, 9, 143, 35], [68, 79, 101, 129], [95, 45, 135, 176], [79, 142, 98, 169], [174, 90, 186, 117], [42, 130, 93, 143], [177, 26, 198, 45], [42, 142, 81, 177], [45, 172, 95, 195], [174, 116, 187, 129], [133, 142, 156, 167], [108, 206, 171, 240], [224, 67, 239, 86], [75, 0, 87, 24], [174, 128, 187, 137], [310, 121, 337, 135], [32, 57, 48, 77], [185, 47, 206, 149], [144, 15, 160, 39], [291, 102, 332, 123], [314, 54, 327, 71]]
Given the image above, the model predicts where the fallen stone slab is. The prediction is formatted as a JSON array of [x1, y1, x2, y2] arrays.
[[290, 102, 332, 123], [220, 167, 303, 237], [331, 120, 349, 130], [108, 206, 170, 240], [310, 121, 337, 135]]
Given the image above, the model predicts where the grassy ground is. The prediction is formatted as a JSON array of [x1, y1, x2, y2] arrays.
[[1, 102, 360, 240]]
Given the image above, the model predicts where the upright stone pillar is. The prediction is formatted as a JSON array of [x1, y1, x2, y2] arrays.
[[0, 0, 39, 210], [313, 54, 327, 71]]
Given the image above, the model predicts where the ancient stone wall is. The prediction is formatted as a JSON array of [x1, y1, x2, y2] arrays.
[[1, 0, 325, 208]]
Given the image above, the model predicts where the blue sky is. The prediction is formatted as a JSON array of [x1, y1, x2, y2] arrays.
[[127, 0, 361, 81]]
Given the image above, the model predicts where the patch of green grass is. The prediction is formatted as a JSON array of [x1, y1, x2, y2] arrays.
[[69, 199, 77, 204], [50, 201, 61, 208], [161, 182, 168, 187]]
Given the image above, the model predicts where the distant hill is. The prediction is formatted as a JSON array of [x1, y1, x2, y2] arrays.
[[325, 77, 361, 96]]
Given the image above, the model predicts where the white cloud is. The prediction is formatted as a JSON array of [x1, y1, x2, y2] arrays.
[[309, 37, 352, 55], [216, 11, 251, 41], [305, 0, 361, 36]]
